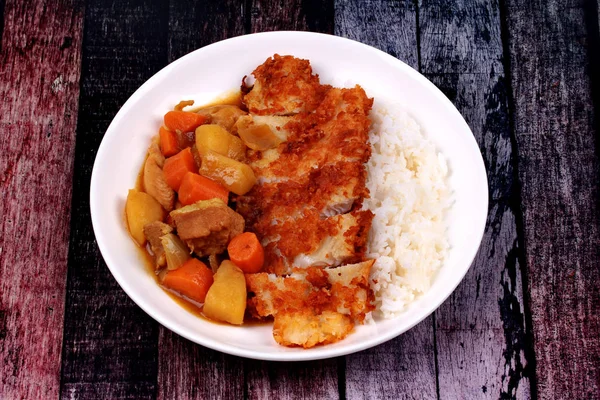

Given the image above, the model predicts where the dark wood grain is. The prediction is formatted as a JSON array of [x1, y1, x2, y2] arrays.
[[0, 1, 83, 398], [505, 0, 600, 398], [344, 321, 438, 400], [419, 0, 533, 398], [59, 1, 169, 398], [246, 359, 340, 399], [156, 2, 246, 399], [250, 0, 334, 33], [335, 2, 439, 399], [167, 0, 246, 62], [158, 329, 244, 400]]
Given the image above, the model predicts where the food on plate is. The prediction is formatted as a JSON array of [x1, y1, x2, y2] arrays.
[[162, 258, 214, 303], [125, 189, 165, 246], [246, 260, 374, 347], [203, 260, 246, 325], [124, 54, 450, 348]]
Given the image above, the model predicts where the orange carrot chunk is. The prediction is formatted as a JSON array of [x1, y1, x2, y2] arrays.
[[178, 172, 229, 205], [164, 111, 207, 133], [163, 147, 197, 191], [159, 126, 179, 157], [227, 232, 264, 274], [162, 258, 214, 303]]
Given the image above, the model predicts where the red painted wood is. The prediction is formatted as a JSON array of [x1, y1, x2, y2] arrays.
[[0, 0, 84, 398]]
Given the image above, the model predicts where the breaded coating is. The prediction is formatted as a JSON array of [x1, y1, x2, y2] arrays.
[[256, 210, 373, 275], [246, 260, 374, 321], [236, 85, 374, 273], [242, 54, 330, 116], [273, 311, 353, 348], [237, 56, 376, 347], [246, 86, 373, 182], [246, 260, 375, 348]]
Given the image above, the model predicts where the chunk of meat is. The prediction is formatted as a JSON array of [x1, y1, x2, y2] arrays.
[[242, 54, 330, 116], [143, 221, 173, 269], [144, 143, 175, 211], [170, 198, 244, 256], [246, 260, 375, 348], [196, 105, 247, 131], [291, 211, 373, 269]]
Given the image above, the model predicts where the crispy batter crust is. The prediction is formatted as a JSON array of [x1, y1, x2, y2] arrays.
[[246, 260, 375, 321], [237, 84, 374, 273], [238, 56, 376, 347], [242, 54, 330, 115], [246, 260, 375, 347]]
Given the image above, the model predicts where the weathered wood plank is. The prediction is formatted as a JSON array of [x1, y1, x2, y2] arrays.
[[250, 0, 334, 33], [242, 2, 341, 399], [158, 329, 244, 400], [0, 1, 84, 398], [335, 2, 439, 399], [246, 359, 340, 399], [343, 321, 437, 400], [505, 0, 600, 398], [59, 1, 169, 398], [156, 2, 246, 399], [334, 0, 418, 68], [167, 0, 246, 62], [418, 0, 533, 398]]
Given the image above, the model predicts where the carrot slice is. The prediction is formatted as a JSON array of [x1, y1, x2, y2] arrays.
[[163, 148, 197, 191], [178, 172, 229, 205], [159, 126, 179, 157], [227, 232, 264, 274], [164, 111, 207, 133], [162, 258, 214, 303]]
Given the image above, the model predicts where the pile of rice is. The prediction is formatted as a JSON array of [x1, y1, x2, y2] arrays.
[[365, 99, 451, 318]]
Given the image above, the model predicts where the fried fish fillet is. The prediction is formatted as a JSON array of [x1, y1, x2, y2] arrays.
[[246, 86, 373, 183], [246, 260, 375, 347], [256, 210, 373, 275], [238, 55, 376, 348], [242, 54, 330, 116], [238, 83, 374, 273]]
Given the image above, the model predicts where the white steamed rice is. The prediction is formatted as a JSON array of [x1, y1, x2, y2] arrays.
[[365, 99, 451, 318]]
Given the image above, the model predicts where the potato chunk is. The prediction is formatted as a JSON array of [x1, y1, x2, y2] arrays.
[[195, 124, 245, 161], [199, 150, 256, 195], [203, 260, 246, 325], [126, 189, 165, 246]]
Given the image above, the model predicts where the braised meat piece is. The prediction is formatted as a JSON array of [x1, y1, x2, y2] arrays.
[[170, 198, 244, 256], [143, 221, 173, 269]]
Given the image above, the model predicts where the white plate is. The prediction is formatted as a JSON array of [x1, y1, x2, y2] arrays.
[[90, 31, 488, 361]]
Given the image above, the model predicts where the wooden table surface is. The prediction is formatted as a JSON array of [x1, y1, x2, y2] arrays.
[[1, 0, 599, 399]]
